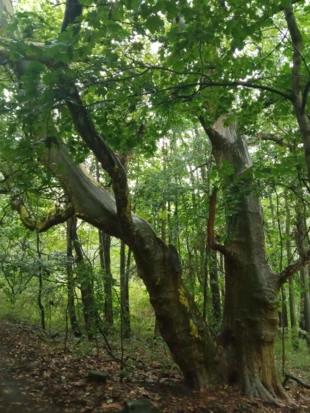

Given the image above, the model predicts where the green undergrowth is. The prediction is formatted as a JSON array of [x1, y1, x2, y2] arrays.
[[275, 332, 310, 384]]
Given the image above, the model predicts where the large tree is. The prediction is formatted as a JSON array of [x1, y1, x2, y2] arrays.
[[0, 0, 310, 403]]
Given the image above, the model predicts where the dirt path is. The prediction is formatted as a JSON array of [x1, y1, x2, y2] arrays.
[[0, 323, 60, 413]]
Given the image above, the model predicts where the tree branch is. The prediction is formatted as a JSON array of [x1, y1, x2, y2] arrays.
[[248, 132, 293, 150], [278, 249, 310, 285], [283, 3, 304, 109], [65, 87, 134, 237], [11, 200, 74, 233], [61, 0, 83, 33], [207, 190, 226, 255], [199, 81, 293, 101], [41, 143, 124, 238]]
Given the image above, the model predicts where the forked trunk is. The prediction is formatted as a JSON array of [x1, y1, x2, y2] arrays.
[[202, 119, 285, 401]]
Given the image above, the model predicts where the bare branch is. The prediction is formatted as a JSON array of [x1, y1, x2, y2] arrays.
[[278, 249, 310, 285], [248, 132, 294, 151]]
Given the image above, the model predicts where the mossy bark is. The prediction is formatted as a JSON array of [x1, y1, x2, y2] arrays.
[[132, 233, 220, 388]]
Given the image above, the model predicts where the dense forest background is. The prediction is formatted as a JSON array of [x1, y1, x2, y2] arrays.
[[0, 0, 310, 410]]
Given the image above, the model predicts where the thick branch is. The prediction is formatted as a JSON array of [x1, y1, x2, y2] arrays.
[[278, 249, 310, 285], [41, 144, 124, 238], [11, 200, 74, 233], [207, 190, 226, 254]]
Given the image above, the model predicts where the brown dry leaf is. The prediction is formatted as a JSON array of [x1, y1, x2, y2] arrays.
[[72, 380, 85, 387], [101, 402, 122, 410]]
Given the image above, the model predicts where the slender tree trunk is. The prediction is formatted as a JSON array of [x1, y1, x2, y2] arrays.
[[209, 250, 221, 330], [202, 246, 208, 321], [125, 247, 131, 335], [285, 196, 297, 346], [36, 233, 45, 330], [284, 5, 310, 185], [219, 250, 225, 301], [295, 200, 310, 344], [155, 151, 167, 336], [120, 240, 131, 338], [274, 190, 288, 329], [70, 216, 98, 340], [67, 218, 82, 337], [96, 161, 114, 326], [300, 267, 310, 333], [306, 267, 310, 333], [99, 230, 114, 326]]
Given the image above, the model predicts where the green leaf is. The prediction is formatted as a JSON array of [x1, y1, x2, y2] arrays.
[[146, 15, 164, 34]]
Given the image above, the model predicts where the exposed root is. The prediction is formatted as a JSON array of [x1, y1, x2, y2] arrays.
[[283, 372, 310, 389], [243, 372, 289, 407]]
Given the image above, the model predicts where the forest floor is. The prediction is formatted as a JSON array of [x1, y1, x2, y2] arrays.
[[0, 319, 309, 413]]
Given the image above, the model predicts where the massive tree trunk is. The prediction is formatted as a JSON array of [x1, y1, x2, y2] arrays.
[[201, 118, 286, 400]]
